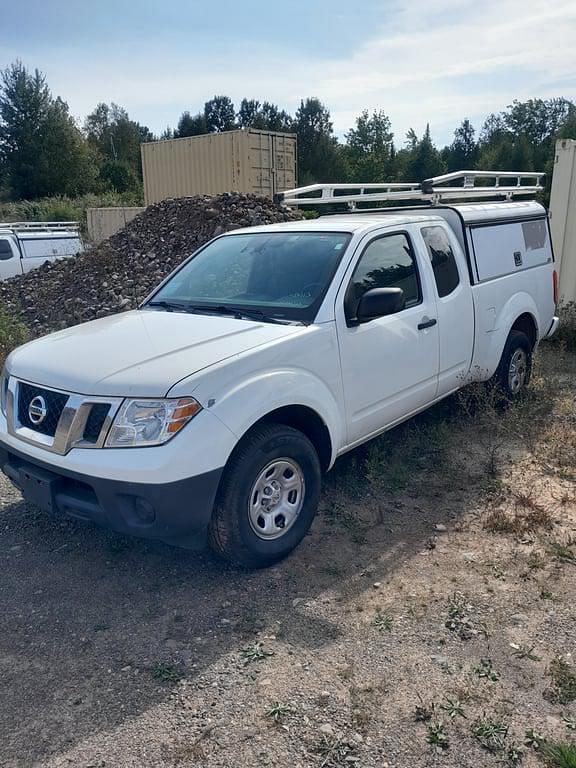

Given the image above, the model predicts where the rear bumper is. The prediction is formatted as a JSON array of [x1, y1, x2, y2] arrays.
[[0, 441, 222, 549], [546, 316, 560, 338]]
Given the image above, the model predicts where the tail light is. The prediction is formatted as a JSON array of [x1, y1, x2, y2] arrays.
[[553, 269, 558, 306]]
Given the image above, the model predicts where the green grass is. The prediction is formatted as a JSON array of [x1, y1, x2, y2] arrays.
[[543, 743, 576, 768], [426, 722, 450, 751], [548, 539, 576, 565], [525, 728, 546, 749], [545, 657, 576, 705], [265, 701, 293, 723], [549, 302, 576, 351], [440, 697, 466, 719], [474, 658, 500, 682], [0, 190, 143, 231], [0, 308, 28, 367], [241, 642, 273, 665], [372, 610, 393, 633], [472, 718, 508, 752], [150, 662, 183, 683]]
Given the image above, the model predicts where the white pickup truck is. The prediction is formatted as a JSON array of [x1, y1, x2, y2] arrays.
[[0, 222, 83, 279], [0, 172, 559, 567]]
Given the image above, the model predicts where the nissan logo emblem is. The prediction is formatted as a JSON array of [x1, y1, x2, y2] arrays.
[[28, 395, 48, 425]]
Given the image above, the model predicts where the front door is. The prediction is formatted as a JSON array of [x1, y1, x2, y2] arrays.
[[336, 230, 440, 446]]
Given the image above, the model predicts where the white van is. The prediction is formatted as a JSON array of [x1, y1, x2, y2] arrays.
[[0, 172, 559, 567], [0, 222, 83, 279]]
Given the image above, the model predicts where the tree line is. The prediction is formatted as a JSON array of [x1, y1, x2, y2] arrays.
[[1, 60, 575, 202]]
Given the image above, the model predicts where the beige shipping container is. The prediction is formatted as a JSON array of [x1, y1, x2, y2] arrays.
[[141, 129, 297, 205], [87, 206, 145, 244]]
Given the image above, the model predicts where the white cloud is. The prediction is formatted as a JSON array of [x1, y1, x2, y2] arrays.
[[6, 0, 576, 144]]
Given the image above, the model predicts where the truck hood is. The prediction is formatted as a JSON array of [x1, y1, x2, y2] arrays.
[[7, 310, 303, 397]]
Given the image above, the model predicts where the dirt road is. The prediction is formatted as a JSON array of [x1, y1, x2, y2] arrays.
[[1, 348, 575, 768]]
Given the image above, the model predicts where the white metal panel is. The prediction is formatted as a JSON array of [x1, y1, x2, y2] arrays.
[[549, 139, 576, 303], [19, 236, 82, 259], [471, 220, 552, 282], [87, 207, 145, 244]]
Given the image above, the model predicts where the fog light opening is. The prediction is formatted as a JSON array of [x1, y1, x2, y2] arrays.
[[134, 497, 156, 524]]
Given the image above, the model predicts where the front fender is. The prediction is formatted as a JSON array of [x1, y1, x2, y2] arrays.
[[185, 368, 344, 468]]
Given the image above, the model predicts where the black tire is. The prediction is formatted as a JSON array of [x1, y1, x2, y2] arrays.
[[208, 423, 322, 568], [493, 330, 533, 400]]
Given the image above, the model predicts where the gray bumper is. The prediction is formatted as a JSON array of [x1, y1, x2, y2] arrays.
[[0, 441, 222, 549]]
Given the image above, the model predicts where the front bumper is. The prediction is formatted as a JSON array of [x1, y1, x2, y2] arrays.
[[0, 441, 222, 549]]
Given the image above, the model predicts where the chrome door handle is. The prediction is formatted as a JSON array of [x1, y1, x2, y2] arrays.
[[418, 317, 437, 330]]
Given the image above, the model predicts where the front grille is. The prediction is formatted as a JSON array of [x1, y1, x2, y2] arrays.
[[17, 383, 69, 437], [83, 403, 111, 443]]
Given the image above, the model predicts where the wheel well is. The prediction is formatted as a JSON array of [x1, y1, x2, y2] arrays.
[[511, 313, 538, 349], [255, 405, 333, 472]]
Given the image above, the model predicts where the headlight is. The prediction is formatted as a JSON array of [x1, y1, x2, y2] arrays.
[[105, 397, 202, 448]]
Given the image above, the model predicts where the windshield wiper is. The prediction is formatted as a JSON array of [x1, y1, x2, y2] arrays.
[[146, 300, 191, 312], [146, 301, 302, 325], [207, 305, 302, 325]]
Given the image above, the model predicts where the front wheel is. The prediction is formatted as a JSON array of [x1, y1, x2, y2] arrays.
[[208, 423, 321, 568], [493, 330, 533, 400]]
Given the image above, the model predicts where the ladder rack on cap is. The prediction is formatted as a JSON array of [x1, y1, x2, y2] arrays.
[[275, 170, 545, 208], [0, 221, 80, 233]]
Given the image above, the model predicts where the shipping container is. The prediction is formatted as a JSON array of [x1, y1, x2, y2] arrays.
[[86, 207, 145, 244], [140, 129, 297, 205]]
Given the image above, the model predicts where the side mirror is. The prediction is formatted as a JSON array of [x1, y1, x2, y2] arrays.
[[354, 287, 405, 324]]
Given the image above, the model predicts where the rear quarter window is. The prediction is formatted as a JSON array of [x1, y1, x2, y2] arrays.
[[0, 238, 15, 260], [421, 226, 460, 297]]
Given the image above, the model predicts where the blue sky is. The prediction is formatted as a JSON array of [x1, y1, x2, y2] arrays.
[[2, 0, 575, 146]]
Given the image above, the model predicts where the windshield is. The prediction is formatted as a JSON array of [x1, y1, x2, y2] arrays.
[[145, 231, 352, 323]]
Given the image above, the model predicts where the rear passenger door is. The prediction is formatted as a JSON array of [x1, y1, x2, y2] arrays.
[[419, 224, 474, 396], [336, 229, 440, 446]]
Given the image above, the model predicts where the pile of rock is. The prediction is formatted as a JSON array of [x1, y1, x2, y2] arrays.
[[0, 193, 303, 337]]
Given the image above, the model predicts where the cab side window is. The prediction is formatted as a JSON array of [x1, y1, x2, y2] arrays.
[[0, 239, 14, 261], [421, 226, 460, 297], [347, 233, 421, 316]]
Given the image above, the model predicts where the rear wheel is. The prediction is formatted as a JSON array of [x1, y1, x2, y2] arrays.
[[208, 423, 321, 568], [493, 330, 533, 400]]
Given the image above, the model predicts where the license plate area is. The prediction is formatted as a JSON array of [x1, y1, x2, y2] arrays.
[[19, 466, 57, 513]]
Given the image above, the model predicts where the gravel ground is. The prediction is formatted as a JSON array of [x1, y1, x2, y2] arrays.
[[0, 347, 575, 768]]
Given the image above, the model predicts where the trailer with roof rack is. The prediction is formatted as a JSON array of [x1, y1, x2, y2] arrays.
[[0, 221, 83, 280]]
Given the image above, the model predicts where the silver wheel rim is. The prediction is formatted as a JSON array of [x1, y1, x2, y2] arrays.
[[508, 348, 528, 394], [248, 458, 305, 540]]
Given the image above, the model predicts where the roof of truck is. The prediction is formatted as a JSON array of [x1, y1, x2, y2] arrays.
[[450, 200, 546, 222], [235, 201, 546, 237], [239, 212, 445, 236]]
